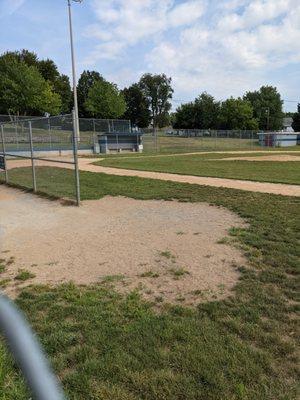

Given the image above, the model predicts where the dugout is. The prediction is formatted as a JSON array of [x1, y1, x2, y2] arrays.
[[95, 132, 143, 154], [258, 132, 299, 147]]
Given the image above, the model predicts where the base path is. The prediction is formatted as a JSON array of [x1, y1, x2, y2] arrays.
[[6, 157, 300, 197]]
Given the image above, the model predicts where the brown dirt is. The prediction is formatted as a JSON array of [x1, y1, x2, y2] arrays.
[[0, 185, 246, 306], [5, 156, 300, 197], [216, 154, 300, 162]]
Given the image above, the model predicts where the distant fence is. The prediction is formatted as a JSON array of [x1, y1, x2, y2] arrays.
[[142, 129, 264, 153]]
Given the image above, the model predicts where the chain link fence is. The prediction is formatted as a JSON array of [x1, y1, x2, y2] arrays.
[[0, 115, 131, 154], [142, 129, 264, 153], [0, 114, 80, 203]]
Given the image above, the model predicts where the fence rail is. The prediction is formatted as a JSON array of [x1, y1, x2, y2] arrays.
[[141, 129, 274, 153]]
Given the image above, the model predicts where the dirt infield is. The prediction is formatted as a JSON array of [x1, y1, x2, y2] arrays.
[[0, 185, 246, 305], [217, 154, 300, 162], [5, 156, 300, 197]]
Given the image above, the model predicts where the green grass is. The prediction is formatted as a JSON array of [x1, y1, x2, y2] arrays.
[[14, 269, 36, 282], [0, 168, 299, 399], [96, 152, 300, 185]]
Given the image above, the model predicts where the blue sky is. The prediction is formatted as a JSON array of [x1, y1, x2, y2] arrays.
[[1, 0, 299, 111]]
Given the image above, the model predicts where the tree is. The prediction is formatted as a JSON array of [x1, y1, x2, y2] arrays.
[[54, 75, 72, 114], [39, 82, 62, 115], [244, 86, 283, 130], [4, 49, 38, 68], [37, 59, 60, 82], [121, 84, 151, 128], [85, 80, 126, 119], [77, 70, 105, 117], [0, 50, 70, 114], [173, 93, 220, 129], [0, 56, 61, 115], [173, 102, 196, 129], [194, 93, 220, 129], [292, 103, 300, 132], [139, 73, 173, 128], [218, 98, 258, 130]]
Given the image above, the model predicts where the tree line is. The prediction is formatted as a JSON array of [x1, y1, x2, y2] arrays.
[[0, 49, 299, 131]]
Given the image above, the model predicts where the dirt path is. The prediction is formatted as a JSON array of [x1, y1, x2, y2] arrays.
[[5, 156, 300, 197], [0, 185, 245, 306]]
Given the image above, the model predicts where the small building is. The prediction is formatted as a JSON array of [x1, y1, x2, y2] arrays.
[[258, 132, 298, 147], [283, 117, 294, 132], [95, 132, 143, 154]]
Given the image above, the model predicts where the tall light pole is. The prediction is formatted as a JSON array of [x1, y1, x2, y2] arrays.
[[67, 0, 82, 206], [67, 0, 81, 141]]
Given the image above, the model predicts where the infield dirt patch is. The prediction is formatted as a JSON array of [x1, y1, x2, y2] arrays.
[[217, 154, 300, 162], [0, 185, 246, 306]]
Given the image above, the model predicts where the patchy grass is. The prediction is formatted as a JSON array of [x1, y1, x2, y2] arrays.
[[0, 278, 11, 288], [169, 267, 190, 279], [96, 152, 300, 185], [159, 251, 174, 260], [140, 271, 160, 278], [14, 269, 36, 282], [0, 168, 299, 399]]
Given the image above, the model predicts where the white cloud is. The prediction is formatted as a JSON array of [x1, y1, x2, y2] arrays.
[[0, 0, 25, 18], [84, 0, 206, 63], [82, 0, 300, 109]]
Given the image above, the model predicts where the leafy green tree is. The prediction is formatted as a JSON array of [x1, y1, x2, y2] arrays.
[[244, 86, 283, 130], [218, 98, 258, 130], [194, 93, 220, 129], [37, 59, 60, 82], [54, 74, 72, 114], [0, 56, 61, 115], [4, 49, 38, 68], [122, 84, 151, 128], [85, 80, 126, 119], [292, 103, 300, 132], [0, 50, 70, 114], [77, 70, 105, 117], [39, 82, 62, 115], [173, 93, 220, 129], [173, 102, 196, 129], [139, 73, 173, 128]]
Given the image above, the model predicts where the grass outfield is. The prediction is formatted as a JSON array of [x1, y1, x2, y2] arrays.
[[0, 168, 299, 399], [95, 152, 300, 185]]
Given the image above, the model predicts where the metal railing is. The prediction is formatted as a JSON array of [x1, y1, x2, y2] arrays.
[[0, 294, 66, 400]]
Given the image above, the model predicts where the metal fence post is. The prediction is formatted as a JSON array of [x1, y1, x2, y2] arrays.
[[93, 118, 96, 147], [28, 121, 37, 192], [72, 110, 80, 206], [15, 122, 19, 151], [1, 124, 8, 183]]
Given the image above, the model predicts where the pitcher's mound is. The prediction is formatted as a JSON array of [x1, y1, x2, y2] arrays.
[[0, 185, 246, 306]]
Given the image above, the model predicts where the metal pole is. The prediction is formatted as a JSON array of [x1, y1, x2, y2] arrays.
[[72, 110, 80, 206], [0, 294, 65, 400], [28, 121, 37, 192], [67, 0, 80, 142], [1, 125, 8, 183]]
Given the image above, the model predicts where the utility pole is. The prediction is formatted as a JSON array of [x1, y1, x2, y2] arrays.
[[67, 0, 82, 142]]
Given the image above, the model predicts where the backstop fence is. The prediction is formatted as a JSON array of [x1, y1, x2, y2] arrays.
[[0, 114, 80, 204]]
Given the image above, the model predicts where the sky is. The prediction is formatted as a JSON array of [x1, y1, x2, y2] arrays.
[[0, 0, 299, 111]]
